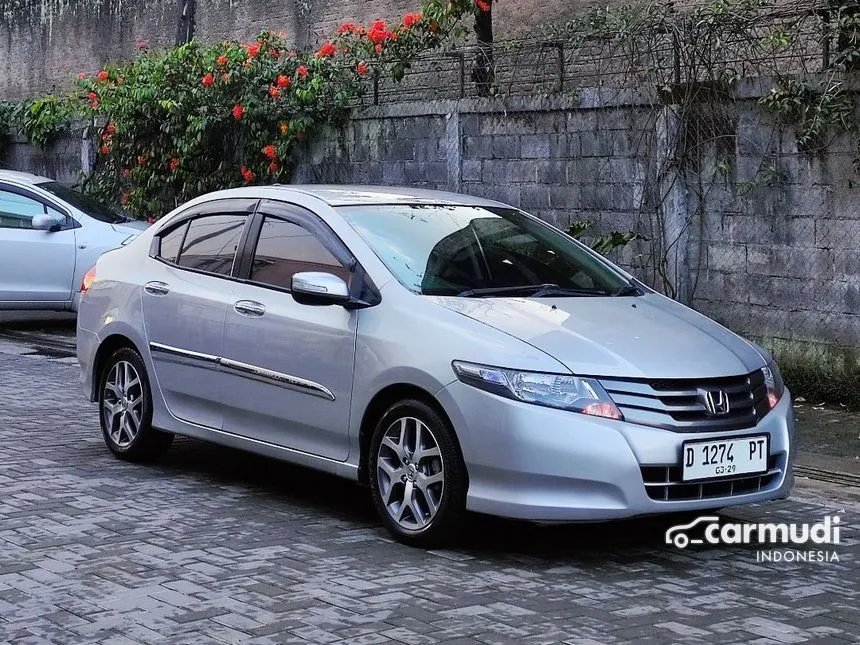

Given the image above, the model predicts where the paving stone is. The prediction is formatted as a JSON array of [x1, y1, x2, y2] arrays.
[[0, 349, 858, 643]]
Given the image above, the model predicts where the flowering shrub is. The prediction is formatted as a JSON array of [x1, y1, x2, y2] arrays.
[[14, 0, 485, 219]]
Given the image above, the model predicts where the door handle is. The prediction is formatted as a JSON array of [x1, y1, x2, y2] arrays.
[[144, 281, 170, 296], [234, 300, 266, 317]]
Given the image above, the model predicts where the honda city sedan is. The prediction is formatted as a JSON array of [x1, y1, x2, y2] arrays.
[[0, 170, 146, 311], [76, 186, 795, 546]]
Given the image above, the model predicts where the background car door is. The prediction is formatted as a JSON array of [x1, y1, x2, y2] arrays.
[[219, 203, 357, 461], [142, 200, 255, 430], [0, 185, 76, 306]]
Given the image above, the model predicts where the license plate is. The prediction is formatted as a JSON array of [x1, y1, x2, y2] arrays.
[[682, 435, 769, 482]]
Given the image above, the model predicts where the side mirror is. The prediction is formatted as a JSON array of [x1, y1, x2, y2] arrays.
[[291, 271, 350, 306], [32, 213, 62, 232]]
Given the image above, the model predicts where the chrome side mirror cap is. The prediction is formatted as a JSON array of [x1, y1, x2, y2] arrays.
[[291, 271, 350, 306]]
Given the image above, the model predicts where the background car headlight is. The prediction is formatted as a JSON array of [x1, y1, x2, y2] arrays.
[[452, 361, 623, 420], [762, 361, 784, 409]]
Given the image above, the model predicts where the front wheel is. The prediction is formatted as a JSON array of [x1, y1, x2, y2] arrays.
[[369, 399, 468, 547], [98, 347, 173, 462]]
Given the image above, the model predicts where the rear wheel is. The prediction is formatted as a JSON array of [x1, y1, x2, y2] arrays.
[[98, 347, 173, 462], [369, 399, 467, 547]]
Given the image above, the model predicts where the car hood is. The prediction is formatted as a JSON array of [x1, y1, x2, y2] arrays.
[[430, 293, 765, 378], [111, 221, 149, 235]]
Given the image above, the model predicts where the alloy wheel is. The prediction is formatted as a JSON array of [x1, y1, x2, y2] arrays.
[[376, 416, 445, 531], [102, 360, 144, 448]]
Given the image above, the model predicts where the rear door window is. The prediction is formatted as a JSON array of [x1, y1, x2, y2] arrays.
[[174, 214, 247, 276]]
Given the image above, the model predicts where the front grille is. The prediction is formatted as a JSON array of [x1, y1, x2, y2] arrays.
[[599, 370, 769, 432], [641, 454, 783, 501]]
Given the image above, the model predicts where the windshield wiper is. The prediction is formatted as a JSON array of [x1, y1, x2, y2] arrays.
[[612, 280, 645, 297], [456, 283, 607, 298]]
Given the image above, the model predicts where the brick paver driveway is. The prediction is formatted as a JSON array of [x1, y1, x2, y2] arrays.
[[0, 347, 858, 644]]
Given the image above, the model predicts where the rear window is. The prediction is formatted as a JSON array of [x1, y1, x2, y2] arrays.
[[157, 222, 188, 264]]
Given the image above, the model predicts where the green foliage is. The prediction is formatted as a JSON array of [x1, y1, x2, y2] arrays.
[[10, 95, 77, 148], [11, 0, 484, 218], [567, 220, 647, 255], [0, 100, 14, 154], [759, 80, 856, 154]]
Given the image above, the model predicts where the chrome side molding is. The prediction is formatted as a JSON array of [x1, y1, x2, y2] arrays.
[[148, 342, 335, 401], [150, 342, 219, 364]]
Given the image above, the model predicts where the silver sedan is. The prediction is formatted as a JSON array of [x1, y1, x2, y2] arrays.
[[76, 186, 794, 546]]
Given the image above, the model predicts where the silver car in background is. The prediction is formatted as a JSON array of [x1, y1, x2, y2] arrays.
[[0, 170, 146, 311], [76, 186, 794, 546]]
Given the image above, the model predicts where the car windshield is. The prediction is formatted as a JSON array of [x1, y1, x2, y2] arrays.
[[38, 181, 131, 224], [338, 204, 630, 297]]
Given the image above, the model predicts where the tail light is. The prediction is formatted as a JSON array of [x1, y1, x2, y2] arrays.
[[80, 266, 97, 294]]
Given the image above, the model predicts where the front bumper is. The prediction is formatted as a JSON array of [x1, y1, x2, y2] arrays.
[[436, 381, 795, 522]]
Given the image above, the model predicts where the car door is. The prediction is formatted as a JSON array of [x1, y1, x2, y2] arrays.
[[0, 184, 77, 307], [142, 199, 257, 430], [219, 201, 358, 460]]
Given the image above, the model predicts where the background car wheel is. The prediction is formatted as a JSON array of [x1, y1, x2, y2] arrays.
[[369, 398, 468, 547], [98, 347, 173, 462]]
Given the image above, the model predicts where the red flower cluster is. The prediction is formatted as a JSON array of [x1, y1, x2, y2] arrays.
[[263, 144, 277, 160], [169, 157, 180, 172], [297, 65, 308, 78], [269, 85, 280, 98], [268, 161, 279, 174], [368, 20, 390, 44], [232, 104, 245, 120], [316, 42, 337, 58], [245, 42, 261, 58], [356, 61, 368, 75], [241, 166, 255, 182], [100, 143, 111, 155], [87, 91, 99, 109], [120, 193, 130, 205], [476, 0, 490, 11], [78, 72, 87, 79], [97, 70, 109, 82], [201, 73, 215, 86], [137, 155, 146, 167], [404, 13, 422, 28], [216, 55, 229, 66], [338, 22, 356, 35], [269, 48, 281, 59], [276, 74, 291, 88], [106, 123, 117, 135], [122, 168, 131, 178]]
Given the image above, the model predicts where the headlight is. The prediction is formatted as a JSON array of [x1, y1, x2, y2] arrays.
[[762, 361, 784, 409], [452, 361, 623, 420]]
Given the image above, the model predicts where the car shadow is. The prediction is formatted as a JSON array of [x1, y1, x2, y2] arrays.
[[147, 436, 745, 561]]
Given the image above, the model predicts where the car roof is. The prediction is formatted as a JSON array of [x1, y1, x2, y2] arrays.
[[0, 169, 51, 185], [199, 184, 511, 209]]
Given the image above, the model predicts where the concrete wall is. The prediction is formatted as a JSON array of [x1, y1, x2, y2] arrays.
[[0, 0, 603, 99], [292, 90, 860, 349], [5, 85, 860, 351]]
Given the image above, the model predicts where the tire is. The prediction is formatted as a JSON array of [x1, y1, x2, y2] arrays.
[[369, 398, 468, 548], [98, 346, 173, 462]]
